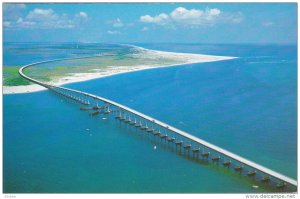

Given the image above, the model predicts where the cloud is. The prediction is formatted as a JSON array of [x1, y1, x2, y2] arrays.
[[17, 17, 23, 23], [107, 18, 124, 28], [4, 4, 26, 21], [107, 18, 135, 34], [107, 30, 121, 35], [170, 7, 205, 21], [262, 21, 274, 27], [221, 11, 243, 24], [140, 13, 169, 25], [21, 8, 74, 29], [76, 12, 88, 18], [170, 7, 221, 25], [26, 8, 58, 21], [4, 21, 11, 28], [140, 7, 243, 27], [141, 27, 149, 31], [4, 8, 88, 29]]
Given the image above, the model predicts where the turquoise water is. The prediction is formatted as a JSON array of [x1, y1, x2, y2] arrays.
[[3, 43, 297, 193]]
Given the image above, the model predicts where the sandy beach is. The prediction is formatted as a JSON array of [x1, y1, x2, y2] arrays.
[[4, 47, 236, 94]]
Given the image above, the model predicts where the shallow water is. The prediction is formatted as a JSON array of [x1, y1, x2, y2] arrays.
[[3, 43, 297, 193]]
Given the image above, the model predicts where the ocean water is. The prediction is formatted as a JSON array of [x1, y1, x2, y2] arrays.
[[3, 43, 297, 193]]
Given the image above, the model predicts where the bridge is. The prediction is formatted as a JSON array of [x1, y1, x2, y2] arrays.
[[19, 57, 297, 192]]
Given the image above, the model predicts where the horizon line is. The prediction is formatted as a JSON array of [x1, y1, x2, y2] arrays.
[[3, 41, 297, 46]]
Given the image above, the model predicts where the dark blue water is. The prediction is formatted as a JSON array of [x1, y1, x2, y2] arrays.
[[3, 43, 297, 193]]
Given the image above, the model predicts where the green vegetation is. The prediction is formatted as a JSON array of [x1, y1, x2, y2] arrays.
[[3, 49, 194, 87], [3, 66, 32, 86]]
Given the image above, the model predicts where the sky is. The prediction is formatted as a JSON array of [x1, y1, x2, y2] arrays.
[[3, 3, 297, 44]]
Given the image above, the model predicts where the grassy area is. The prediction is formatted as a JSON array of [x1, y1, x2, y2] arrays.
[[3, 66, 32, 86], [3, 50, 194, 87], [3, 55, 180, 87]]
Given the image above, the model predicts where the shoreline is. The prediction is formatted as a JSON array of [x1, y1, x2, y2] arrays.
[[3, 47, 236, 95]]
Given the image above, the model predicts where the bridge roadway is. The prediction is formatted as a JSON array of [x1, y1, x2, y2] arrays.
[[19, 57, 297, 191]]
